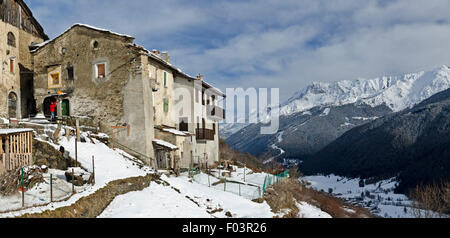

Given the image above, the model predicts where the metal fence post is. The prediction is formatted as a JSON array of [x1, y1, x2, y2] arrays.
[[92, 156, 95, 185], [21, 167, 24, 207], [50, 173, 53, 202], [207, 163, 210, 187], [72, 168, 75, 194]]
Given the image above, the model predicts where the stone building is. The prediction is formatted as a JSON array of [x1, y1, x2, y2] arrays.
[[31, 24, 226, 169], [0, 0, 47, 120]]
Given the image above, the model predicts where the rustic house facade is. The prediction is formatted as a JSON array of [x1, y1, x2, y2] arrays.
[[31, 24, 225, 170], [0, 0, 47, 120]]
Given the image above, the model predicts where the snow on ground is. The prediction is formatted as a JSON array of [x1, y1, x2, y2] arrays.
[[0, 135, 150, 217], [99, 181, 212, 218], [99, 173, 276, 218], [0, 169, 88, 213], [320, 108, 331, 116], [163, 174, 275, 218], [303, 175, 417, 218], [296, 201, 332, 218]]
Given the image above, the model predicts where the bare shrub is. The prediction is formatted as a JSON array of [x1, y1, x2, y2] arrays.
[[410, 181, 450, 218]]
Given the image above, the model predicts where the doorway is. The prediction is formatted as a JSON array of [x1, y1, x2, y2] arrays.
[[61, 99, 70, 116], [43, 96, 56, 118], [7, 92, 17, 119], [156, 150, 168, 169]]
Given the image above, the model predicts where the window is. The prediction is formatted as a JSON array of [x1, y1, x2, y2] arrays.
[[195, 89, 199, 103], [7, 32, 15, 47], [202, 91, 205, 105], [67, 67, 74, 80], [179, 117, 188, 132], [96, 63, 106, 78], [9, 58, 14, 73], [163, 71, 167, 87], [163, 98, 169, 112], [93, 41, 99, 49]]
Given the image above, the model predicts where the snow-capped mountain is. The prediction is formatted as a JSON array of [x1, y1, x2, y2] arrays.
[[221, 65, 450, 138], [224, 65, 450, 162], [279, 65, 450, 116]]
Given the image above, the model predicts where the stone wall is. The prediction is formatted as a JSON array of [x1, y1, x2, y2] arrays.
[[32, 26, 155, 162]]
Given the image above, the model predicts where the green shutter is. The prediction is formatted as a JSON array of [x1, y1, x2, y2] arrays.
[[163, 98, 169, 112], [164, 72, 167, 87]]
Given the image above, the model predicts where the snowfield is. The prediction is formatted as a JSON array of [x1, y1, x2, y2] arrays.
[[99, 181, 213, 218], [0, 127, 331, 218], [0, 136, 150, 218], [100, 166, 332, 218], [303, 175, 420, 218]]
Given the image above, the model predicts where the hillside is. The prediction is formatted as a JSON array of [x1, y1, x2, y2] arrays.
[[219, 139, 267, 171], [226, 103, 392, 160], [300, 88, 450, 193]]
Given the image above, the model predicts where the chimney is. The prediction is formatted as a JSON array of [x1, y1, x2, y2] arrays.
[[152, 49, 160, 55], [160, 51, 170, 63], [197, 74, 203, 81]]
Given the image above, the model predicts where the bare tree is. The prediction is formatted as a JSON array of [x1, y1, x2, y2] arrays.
[[410, 181, 449, 218]]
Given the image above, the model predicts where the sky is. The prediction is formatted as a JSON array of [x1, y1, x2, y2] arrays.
[[27, 0, 450, 102]]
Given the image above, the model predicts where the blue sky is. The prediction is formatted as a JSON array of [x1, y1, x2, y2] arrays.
[[27, 0, 450, 102]]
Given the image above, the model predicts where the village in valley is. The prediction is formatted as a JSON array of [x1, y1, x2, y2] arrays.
[[2, 0, 446, 221]]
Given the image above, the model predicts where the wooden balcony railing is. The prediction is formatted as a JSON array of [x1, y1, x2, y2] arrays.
[[196, 128, 215, 141]]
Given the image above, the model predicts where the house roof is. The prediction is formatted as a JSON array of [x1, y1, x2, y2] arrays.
[[17, 0, 48, 40], [30, 23, 135, 53], [152, 139, 178, 150], [130, 44, 226, 97]]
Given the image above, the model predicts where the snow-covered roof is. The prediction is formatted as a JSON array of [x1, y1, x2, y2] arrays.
[[130, 43, 226, 97], [0, 129, 34, 135], [73, 23, 134, 39], [31, 23, 134, 53], [162, 128, 189, 136], [153, 139, 178, 150]]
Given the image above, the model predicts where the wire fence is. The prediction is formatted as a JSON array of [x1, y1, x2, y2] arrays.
[[191, 167, 290, 200]]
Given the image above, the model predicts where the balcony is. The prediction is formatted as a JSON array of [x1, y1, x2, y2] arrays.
[[196, 128, 215, 141], [207, 105, 225, 120]]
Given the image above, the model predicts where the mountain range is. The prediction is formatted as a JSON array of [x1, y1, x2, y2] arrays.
[[300, 87, 450, 193], [224, 65, 450, 165]]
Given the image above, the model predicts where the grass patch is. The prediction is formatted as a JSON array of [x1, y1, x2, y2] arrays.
[[264, 178, 374, 218]]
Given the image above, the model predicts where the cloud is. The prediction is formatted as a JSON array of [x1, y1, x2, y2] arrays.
[[26, 0, 450, 102]]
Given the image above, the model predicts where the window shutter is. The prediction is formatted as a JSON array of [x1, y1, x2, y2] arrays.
[[97, 64, 106, 78], [164, 72, 167, 87], [10, 59, 14, 73], [163, 98, 169, 112]]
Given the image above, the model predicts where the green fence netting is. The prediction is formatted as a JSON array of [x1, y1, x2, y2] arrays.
[[262, 170, 290, 196]]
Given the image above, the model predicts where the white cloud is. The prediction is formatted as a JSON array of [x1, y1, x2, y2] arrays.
[[27, 0, 450, 102]]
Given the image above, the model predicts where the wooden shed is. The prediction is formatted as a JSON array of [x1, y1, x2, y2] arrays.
[[0, 129, 34, 175]]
